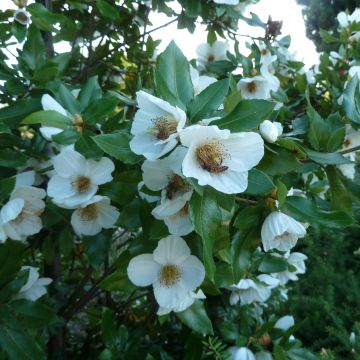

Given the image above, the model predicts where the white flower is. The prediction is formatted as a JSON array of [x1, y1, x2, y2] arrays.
[[180, 125, 264, 194], [129, 91, 186, 160], [337, 11, 350, 28], [162, 204, 194, 236], [47, 148, 114, 209], [274, 252, 308, 285], [237, 75, 273, 100], [229, 274, 279, 306], [275, 315, 295, 330], [71, 195, 119, 236], [190, 66, 217, 95], [260, 64, 280, 93], [196, 41, 229, 70], [14, 266, 52, 301], [0, 186, 46, 242], [127, 235, 205, 312], [261, 211, 306, 252], [339, 153, 356, 180], [142, 147, 193, 221], [229, 347, 256, 360], [350, 8, 360, 23], [259, 120, 282, 143], [15, 170, 36, 187], [14, 8, 30, 25], [258, 42, 277, 65]]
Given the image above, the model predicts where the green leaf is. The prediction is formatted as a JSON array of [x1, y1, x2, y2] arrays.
[[96, 0, 118, 19], [83, 232, 112, 268], [0, 327, 45, 360], [0, 241, 25, 287], [189, 188, 223, 281], [75, 131, 104, 159], [325, 165, 352, 213], [284, 196, 355, 228], [10, 300, 59, 329], [20, 26, 46, 71], [92, 132, 141, 164], [212, 99, 275, 132], [101, 308, 118, 348], [287, 348, 318, 360], [27, 3, 64, 32], [99, 269, 136, 294], [48, 82, 81, 115], [244, 169, 275, 196], [233, 205, 264, 231], [52, 129, 80, 145], [22, 110, 72, 129], [258, 253, 288, 273], [0, 149, 27, 168], [176, 301, 213, 335], [188, 78, 229, 122], [343, 75, 360, 125], [257, 148, 302, 175], [78, 76, 102, 110], [304, 148, 352, 165], [83, 96, 118, 125], [0, 98, 41, 128], [0, 177, 15, 201], [155, 41, 194, 108]]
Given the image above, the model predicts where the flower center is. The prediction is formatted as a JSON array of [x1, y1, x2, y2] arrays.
[[159, 264, 182, 287], [275, 231, 289, 241], [261, 48, 269, 56], [79, 203, 99, 221], [150, 116, 178, 140], [166, 174, 190, 200], [196, 142, 229, 174], [15, 12, 29, 23], [207, 54, 215, 62], [74, 176, 91, 193], [247, 81, 257, 93]]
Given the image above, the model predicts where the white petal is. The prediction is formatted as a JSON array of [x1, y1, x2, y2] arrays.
[[52, 149, 86, 177], [142, 159, 173, 191], [127, 254, 160, 286], [259, 120, 279, 143], [180, 255, 205, 290], [15, 171, 35, 187], [47, 175, 76, 199], [153, 280, 189, 309], [285, 213, 306, 237], [180, 125, 230, 148], [15, 213, 42, 237], [164, 210, 194, 236], [275, 315, 295, 330], [41, 94, 68, 116], [1, 198, 24, 223], [97, 200, 119, 228], [152, 190, 192, 218], [153, 235, 191, 265], [85, 157, 114, 185], [71, 209, 102, 236]]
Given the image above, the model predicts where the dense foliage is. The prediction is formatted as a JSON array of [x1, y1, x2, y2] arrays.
[[0, 0, 360, 359]]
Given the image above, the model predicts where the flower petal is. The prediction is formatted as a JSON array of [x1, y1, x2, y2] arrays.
[[180, 255, 205, 290], [153, 235, 190, 265], [127, 254, 160, 286]]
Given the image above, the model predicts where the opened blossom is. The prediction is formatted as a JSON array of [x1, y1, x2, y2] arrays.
[[130, 91, 186, 160], [273, 252, 308, 285], [14, 266, 52, 301], [237, 75, 273, 99], [14, 8, 30, 25], [229, 347, 256, 360], [142, 147, 193, 235], [261, 211, 306, 252], [127, 235, 205, 313], [71, 195, 119, 236], [196, 41, 229, 70], [229, 274, 279, 306], [47, 148, 114, 208], [0, 186, 46, 242], [180, 125, 264, 194]]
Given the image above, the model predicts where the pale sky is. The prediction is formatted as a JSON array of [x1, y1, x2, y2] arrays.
[[2, 0, 318, 67]]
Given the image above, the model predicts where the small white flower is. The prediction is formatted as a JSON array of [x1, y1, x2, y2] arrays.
[[196, 41, 229, 70], [259, 120, 282, 143], [350, 8, 360, 23], [337, 11, 350, 28], [261, 211, 306, 252], [237, 75, 273, 100], [14, 266, 52, 301], [162, 203, 194, 236], [14, 8, 30, 25], [0, 186, 46, 242], [229, 274, 279, 306], [47, 148, 114, 209], [274, 252, 307, 285], [127, 235, 205, 312], [258, 42, 277, 65], [229, 347, 256, 360], [129, 91, 186, 160], [260, 64, 280, 93], [180, 125, 264, 194], [71, 195, 119, 236], [190, 66, 217, 95]]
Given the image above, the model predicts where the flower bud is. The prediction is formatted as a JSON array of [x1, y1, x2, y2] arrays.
[[259, 120, 279, 143]]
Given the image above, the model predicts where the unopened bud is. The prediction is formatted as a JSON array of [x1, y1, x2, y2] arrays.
[[259, 120, 280, 143]]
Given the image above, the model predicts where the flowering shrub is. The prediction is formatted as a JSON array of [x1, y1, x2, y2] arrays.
[[0, 0, 359, 358]]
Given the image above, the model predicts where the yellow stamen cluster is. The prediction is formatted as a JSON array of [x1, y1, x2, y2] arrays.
[[79, 203, 99, 221], [150, 116, 178, 140], [159, 264, 182, 287], [166, 175, 190, 200], [74, 176, 91, 193], [196, 142, 229, 174]]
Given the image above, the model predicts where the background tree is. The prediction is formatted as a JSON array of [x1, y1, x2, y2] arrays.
[[296, 0, 357, 51]]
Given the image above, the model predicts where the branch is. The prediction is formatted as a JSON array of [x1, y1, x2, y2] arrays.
[[338, 145, 360, 155]]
